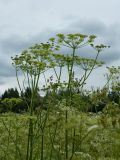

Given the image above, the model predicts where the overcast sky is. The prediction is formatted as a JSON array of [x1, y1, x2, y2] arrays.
[[0, 0, 120, 95]]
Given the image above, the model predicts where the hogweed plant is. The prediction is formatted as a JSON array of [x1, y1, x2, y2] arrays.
[[0, 33, 115, 160], [48, 33, 109, 159], [11, 41, 60, 160]]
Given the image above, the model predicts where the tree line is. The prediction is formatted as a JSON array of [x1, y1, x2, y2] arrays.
[[0, 84, 119, 113]]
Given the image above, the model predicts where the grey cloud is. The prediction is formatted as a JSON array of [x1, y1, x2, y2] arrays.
[[0, 30, 55, 55], [67, 19, 107, 35], [75, 46, 120, 65], [59, 19, 120, 64], [0, 30, 54, 81], [0, 61, 15, 77], [0, 36, 32, 54], [0, 78, 5, 85], [100, 49, 120, 64]]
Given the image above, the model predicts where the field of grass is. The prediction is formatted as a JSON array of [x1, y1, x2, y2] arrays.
[[0, 109, 120, 160]]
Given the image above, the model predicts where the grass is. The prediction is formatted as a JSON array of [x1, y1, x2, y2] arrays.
[[0, 110, 120, 160]]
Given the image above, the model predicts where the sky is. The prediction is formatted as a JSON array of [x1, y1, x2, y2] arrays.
[[0, 0, 120, 95]]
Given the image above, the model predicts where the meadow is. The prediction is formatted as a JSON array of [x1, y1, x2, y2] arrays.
[[0, 109, 120, 160]]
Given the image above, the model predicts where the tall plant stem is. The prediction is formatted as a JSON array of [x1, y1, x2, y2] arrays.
[[40, 129, 44, 160], [65, 47, 76, 160], [65, 109, 68, 160]]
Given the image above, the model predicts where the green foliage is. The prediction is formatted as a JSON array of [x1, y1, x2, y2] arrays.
[[89, 88, 109, 112], [0, 112, 120, 160], [1, 88, 19, 99], [0, 98, 24, 113]]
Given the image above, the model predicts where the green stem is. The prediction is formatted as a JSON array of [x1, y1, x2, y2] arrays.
[[41, 129, 44, 160], [65, 109, 68, 160]]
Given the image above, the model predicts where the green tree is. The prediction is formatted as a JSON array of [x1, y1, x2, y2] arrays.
[[0, 98, 23, 113], [1, 88, 19, 99]]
